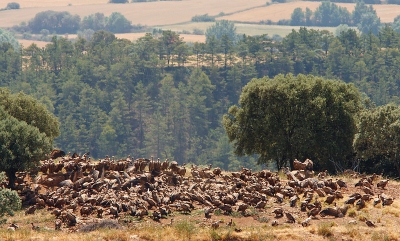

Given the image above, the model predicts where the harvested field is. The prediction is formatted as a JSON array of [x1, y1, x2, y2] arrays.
[[217, 1, 400, 23], [18, 39, 50, 48], [115, 33, 206, 43], [2, 0, 108, 8], [65, 33, 206, 43], [2, 156, 400, 241], [0, 0, 269, 28], [158, 22, 340, 38]]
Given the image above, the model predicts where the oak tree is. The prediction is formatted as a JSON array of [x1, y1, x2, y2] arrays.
[[223, 74, 362, 171]]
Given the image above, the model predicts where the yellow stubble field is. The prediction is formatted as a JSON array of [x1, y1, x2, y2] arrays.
[[217, 1, 400, 23], [0, 0, 269, 28]]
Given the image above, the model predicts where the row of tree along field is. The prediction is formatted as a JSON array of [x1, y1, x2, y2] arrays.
[[288, 1, 381, 31], [11, 11, 141, 35], [3, 25, 400, 176]]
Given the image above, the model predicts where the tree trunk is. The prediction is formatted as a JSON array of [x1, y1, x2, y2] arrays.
[[6, 169, 17, 190]]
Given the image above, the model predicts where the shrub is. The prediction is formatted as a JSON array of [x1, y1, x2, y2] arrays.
[[6, 2, 20, 9], [109, 0, 128, 3], [0, 188, 21, 217], [175, 220, 196, 240], [317, 222, 334, 237], [193, 28, 204, 35], [192, 14, 215, 22]]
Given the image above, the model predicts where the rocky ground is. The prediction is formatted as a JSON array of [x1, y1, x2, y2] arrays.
[[1, 155, 400, 241]]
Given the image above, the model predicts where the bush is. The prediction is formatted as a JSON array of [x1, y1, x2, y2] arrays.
[[0, 189, 21, 217], [6, 2, 20, 9], [109, 0, 128, 3], [28, 10, 80, 34], [317, 222, 334, 237], [192, 14, 215, 22], [193, 28, 204, 35]]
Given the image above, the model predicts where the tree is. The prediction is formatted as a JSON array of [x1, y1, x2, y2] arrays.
[[0, 172, 21, 222], [205, 20, 237, 44], [105, 12, 132, 33], [358, 12, 381, 35], [290, 8, 305, 26], [5, 2, 20, 9], [0, 88, 59, 188], [28, 11, 81, 34], [354, 104, 400, 177], [223, 74, 362, 171], [0, 28, 20, 50]]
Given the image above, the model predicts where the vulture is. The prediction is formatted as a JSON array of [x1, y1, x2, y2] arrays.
[[377, 179, 389, 189]]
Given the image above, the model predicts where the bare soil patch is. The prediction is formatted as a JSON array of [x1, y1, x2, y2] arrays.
[[217, 1, 400, 23]]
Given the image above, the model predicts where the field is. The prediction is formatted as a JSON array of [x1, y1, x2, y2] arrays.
[[158, 22, 339, 38], [217, 1, 400, 23], [1, 161, 400, 241], [0, 0, 268, 28], [3, 0, 398, 47]]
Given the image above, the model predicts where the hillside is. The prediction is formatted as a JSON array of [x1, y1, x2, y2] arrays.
[[1, 157, 399, 241]]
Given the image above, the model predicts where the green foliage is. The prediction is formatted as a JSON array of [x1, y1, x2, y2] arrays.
[[191, 14, 215, 22], [289, 1, 351, 26], [3, 25, 400, 176], [0, 187, 21, 219], [81, 12, 106, 31], [24, 11, 132, 34], [354, 104, 400, 177], [6, 2, 20, 9], [109, 0, 128, 3], [28, 10, 81, 34], [205, 20, 237, 43], [0, 89, 60, 140], [223, 74, 362, 171], [0, 89, 59, 188], [290, 8, 305, 26], [105, 12, 132, 33], [357, 11, 381, 35], [0, 28, 20, 50]]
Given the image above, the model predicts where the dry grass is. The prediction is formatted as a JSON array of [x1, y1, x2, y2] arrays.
[[217, 1, 400, 23], [0, 0, 269, 28], [158, 22, 339, 38], [18, 39, 50, 48]]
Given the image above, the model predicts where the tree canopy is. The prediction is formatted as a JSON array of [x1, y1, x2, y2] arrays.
[[0, 29, 20, 50], [354, 104, 400, 177], [223, 74, 363, 171], [0, 88, 59, 188]]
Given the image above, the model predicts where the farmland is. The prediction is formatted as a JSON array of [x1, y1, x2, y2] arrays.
[[217, 1, 400, 23], [1, 0, 399, 46]]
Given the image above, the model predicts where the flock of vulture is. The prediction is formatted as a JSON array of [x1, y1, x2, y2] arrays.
[[7, 151, 396, 232]]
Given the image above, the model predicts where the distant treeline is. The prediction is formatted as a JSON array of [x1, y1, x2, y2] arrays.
[[11, 11, 144, 34]]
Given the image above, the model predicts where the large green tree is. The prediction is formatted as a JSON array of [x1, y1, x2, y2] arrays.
[[354, 104, 400, 177], [0, 88, 60, 188], [223, 74, 362, 171]]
